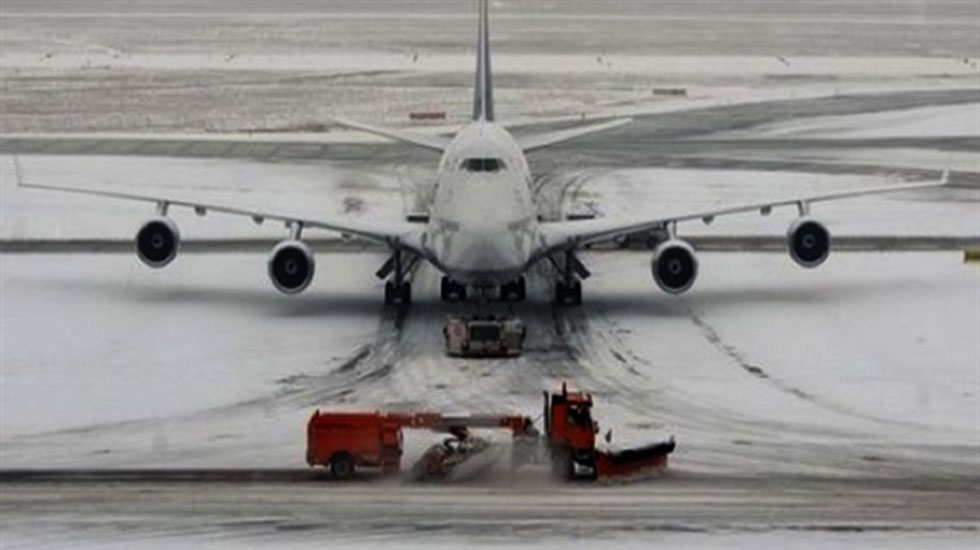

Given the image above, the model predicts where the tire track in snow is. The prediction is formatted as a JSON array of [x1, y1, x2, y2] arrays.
[[683, 304, 937, 431]]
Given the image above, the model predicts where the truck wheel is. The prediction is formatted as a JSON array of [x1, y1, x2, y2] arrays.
[[330, 453, 355, 479], [550, 447, 574, 479]]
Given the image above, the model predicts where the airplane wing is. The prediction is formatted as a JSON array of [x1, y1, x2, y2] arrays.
[[16, 176, 426, 253], [517, 118, 633, 153], [533, 171, 950, 258], [332, 116, 451, 152]]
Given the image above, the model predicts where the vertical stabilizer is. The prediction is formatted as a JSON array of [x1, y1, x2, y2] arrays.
[[473, 0, 494, 121]]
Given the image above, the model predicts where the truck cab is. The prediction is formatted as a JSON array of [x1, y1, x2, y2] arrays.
[[543, 383, 676, 480], [543, 384, 599, 478]]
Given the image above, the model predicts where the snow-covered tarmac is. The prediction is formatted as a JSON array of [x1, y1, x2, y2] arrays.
[[1, 251, 978, 548], [2, 250, 978, 470]]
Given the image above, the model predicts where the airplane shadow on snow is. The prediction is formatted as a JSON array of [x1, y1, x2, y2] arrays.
[[42, 278, 385, 318], [38, 273, 925, 319], [568, 278, 926, 318]]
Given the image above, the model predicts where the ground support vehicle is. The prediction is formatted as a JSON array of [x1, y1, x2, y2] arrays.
[[307, 384, 674, 481], [444, 315, 526, 357], [307, 410, 536, 479], [543, 384, 675, 480]]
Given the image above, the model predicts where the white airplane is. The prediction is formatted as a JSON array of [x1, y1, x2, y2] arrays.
[[18, 0, 948, 306]]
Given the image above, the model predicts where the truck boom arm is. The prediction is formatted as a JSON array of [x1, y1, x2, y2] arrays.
[[389, 412, 536, 437]]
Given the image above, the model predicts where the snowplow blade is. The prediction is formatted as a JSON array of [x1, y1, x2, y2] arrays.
[[408, 437, 499, 481], [595, 438, 675, 479]]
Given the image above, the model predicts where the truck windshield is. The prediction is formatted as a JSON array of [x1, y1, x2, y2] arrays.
[[566, 404, 592, 427], [469, 325, 501, 341]]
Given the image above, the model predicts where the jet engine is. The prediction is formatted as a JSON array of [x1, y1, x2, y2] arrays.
[[268, 240, 315, 294], [787, 216, 830, 268], [136, 216, 180, 268], [651, 239, 698, 294]]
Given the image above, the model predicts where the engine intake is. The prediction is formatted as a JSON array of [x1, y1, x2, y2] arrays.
[[651, 239, 698, 294], [268, 240, 315, 294], [136, 216, 180, 268], [787, 216, 830, 268]]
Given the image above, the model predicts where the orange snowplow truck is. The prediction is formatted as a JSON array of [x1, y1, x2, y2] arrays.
[[306, 384, 674, 481], [544, 383, 675, 480], [306, 410, 534, 479]]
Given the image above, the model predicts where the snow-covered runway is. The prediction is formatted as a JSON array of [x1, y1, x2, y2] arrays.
[[2, 250, 977, 472], [1, 250, 978, 547]]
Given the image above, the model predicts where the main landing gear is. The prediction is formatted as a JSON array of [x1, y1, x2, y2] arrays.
[[384, 280, 412, 306], [376, 249, 417, 306], [554, 280, 582, 305], [551, 249, 590, 306]]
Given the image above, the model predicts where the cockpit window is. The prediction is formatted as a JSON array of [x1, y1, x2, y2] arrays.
[[462, 158, 504, 172]]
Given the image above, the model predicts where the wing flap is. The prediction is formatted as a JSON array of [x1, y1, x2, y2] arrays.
[[535, 172, 950, 256], [17, 178, 423, 250]]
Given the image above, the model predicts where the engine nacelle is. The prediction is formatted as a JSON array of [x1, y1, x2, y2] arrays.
[[268, 240, 315, 294], [787, 216, 830, 268], [651, 239, 698, 294], [135, 216, 180, 268]]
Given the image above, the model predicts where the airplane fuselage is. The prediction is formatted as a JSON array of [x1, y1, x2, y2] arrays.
[[423, 121, 540, 287]]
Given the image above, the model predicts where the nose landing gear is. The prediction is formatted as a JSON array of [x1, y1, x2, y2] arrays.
[[441, 277, 468, 302], [500, 277, 526, 301]]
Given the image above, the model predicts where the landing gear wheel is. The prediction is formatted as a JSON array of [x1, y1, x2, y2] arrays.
[[330, 453, 355, 479], [440, 277, 467, 301], [385, 281, 412, 305], [501, 277, 526, 301], [554, 281, 582, 306], [550, 447, 575, 479]]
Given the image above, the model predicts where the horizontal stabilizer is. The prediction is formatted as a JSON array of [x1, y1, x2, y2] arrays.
[[333, 117, 451, 152]]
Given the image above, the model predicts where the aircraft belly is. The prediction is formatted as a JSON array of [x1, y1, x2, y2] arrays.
[[428, 228, 532, 286]]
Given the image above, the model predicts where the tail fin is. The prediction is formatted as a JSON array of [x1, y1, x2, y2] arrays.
[[473, 0, 494, 121]]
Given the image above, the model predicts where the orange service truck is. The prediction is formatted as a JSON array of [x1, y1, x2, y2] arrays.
[[306, 410, 534, 479], [305, 412, 405, 478]]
